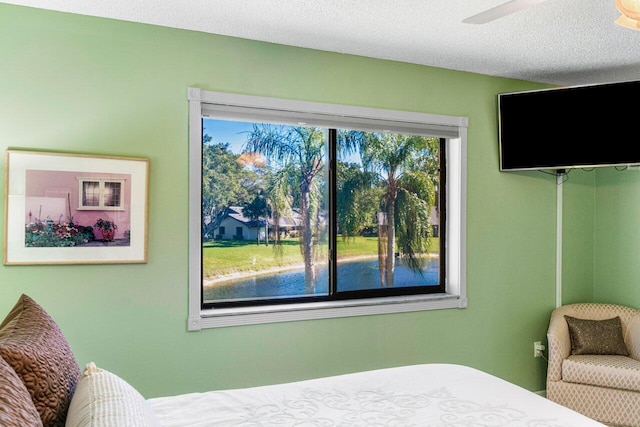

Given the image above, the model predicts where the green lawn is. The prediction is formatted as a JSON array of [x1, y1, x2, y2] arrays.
[[202, 238, 306, 278], [202, 236, 439, 279]]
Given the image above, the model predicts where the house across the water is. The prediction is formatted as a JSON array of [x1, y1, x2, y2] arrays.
[[216, 206, 302, 241]]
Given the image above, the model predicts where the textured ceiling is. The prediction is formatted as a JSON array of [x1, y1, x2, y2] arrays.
[[3, 0, 640, 86]]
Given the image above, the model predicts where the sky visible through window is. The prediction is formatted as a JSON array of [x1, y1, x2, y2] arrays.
[[204, 119, 254, 154], [203, 119, 362, 165]]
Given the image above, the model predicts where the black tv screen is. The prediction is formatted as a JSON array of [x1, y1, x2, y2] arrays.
[[499, 80, 640, 171]]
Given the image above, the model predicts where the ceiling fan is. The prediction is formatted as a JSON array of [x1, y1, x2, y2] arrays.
[[462, 0, 548, 24]]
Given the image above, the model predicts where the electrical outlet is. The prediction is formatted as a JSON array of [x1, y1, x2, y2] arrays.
[[534, 341, 545, 357]]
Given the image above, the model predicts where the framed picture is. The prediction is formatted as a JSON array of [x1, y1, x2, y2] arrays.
[[4, 150, 149, 265]]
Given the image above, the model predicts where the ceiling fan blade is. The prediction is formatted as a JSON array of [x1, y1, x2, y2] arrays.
[[462, 0, 548, 24]]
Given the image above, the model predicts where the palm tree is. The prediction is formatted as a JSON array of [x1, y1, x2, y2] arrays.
[[244, 124, 326, 292], [264, 165, 295, 255], [339, 131, 438, 287]]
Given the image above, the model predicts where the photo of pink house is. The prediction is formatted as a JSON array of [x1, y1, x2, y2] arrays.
[[24, 169, 132, 247]]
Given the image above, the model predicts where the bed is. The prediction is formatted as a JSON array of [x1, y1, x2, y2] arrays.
[[0, 294, 607, 427], [147, 363, 607, 426]]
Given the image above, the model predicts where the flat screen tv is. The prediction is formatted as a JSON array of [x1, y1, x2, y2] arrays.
[[499, 80, 640, 172]]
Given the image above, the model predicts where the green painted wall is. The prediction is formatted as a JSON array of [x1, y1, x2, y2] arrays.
[[1, 3, 579, 398], [594, 168, 640, 306]]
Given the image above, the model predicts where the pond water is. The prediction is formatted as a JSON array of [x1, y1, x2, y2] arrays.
[[204, 257, 439, 302]]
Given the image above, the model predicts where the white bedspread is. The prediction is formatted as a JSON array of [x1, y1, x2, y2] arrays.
[[147, 363, 605, 426]]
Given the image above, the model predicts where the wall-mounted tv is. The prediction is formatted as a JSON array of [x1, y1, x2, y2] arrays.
[[499, 80, 640, 172]]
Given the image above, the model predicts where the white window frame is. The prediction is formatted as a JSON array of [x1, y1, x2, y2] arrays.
[[187, 87, 468, 330], [77, 178, 125, 210]]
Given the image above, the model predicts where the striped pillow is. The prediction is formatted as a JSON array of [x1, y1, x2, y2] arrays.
[[65, 362, 161, 427]]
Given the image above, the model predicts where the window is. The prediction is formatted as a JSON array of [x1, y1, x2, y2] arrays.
[[187, 88, 467, 330], [78, 178, 124, 210]]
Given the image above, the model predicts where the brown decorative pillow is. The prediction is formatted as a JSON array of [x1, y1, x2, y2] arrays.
[[564, 315, 629, 356], [0, 355, 43, 427], [0, 294, 81, 427]]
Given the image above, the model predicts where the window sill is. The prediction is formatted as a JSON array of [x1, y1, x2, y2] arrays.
[[188, 293, 467, 330]]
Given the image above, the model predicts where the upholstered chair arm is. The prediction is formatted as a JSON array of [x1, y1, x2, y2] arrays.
[[546, 308, 572, 382], [626, 314, 640, 361]]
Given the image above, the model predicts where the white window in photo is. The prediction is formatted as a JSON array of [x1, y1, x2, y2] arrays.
[[78, 178, 125, 210]]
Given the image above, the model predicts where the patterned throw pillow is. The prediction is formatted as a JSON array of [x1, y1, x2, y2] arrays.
[[0, 294, 81, 427], [564, 315, 630, 356], [0, 355, 43, 427]]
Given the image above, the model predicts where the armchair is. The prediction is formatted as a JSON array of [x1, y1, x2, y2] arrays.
[[546, 303, 640, 427]]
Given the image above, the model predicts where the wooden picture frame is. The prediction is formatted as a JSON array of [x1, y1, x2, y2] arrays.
[[4, 150, 149, 265]]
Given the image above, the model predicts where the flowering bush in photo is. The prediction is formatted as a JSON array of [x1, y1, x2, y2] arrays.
[[25, 220, 94, 247]]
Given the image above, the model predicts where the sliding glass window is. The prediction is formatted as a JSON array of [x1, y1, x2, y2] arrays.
[[201, 116, 444, 308]]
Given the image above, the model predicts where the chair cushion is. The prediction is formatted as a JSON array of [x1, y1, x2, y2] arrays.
[[0, 355, 43, 427], [564, 315, 629, 356], [562, 354, 640, 392], [0, 294, 81, 427]]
